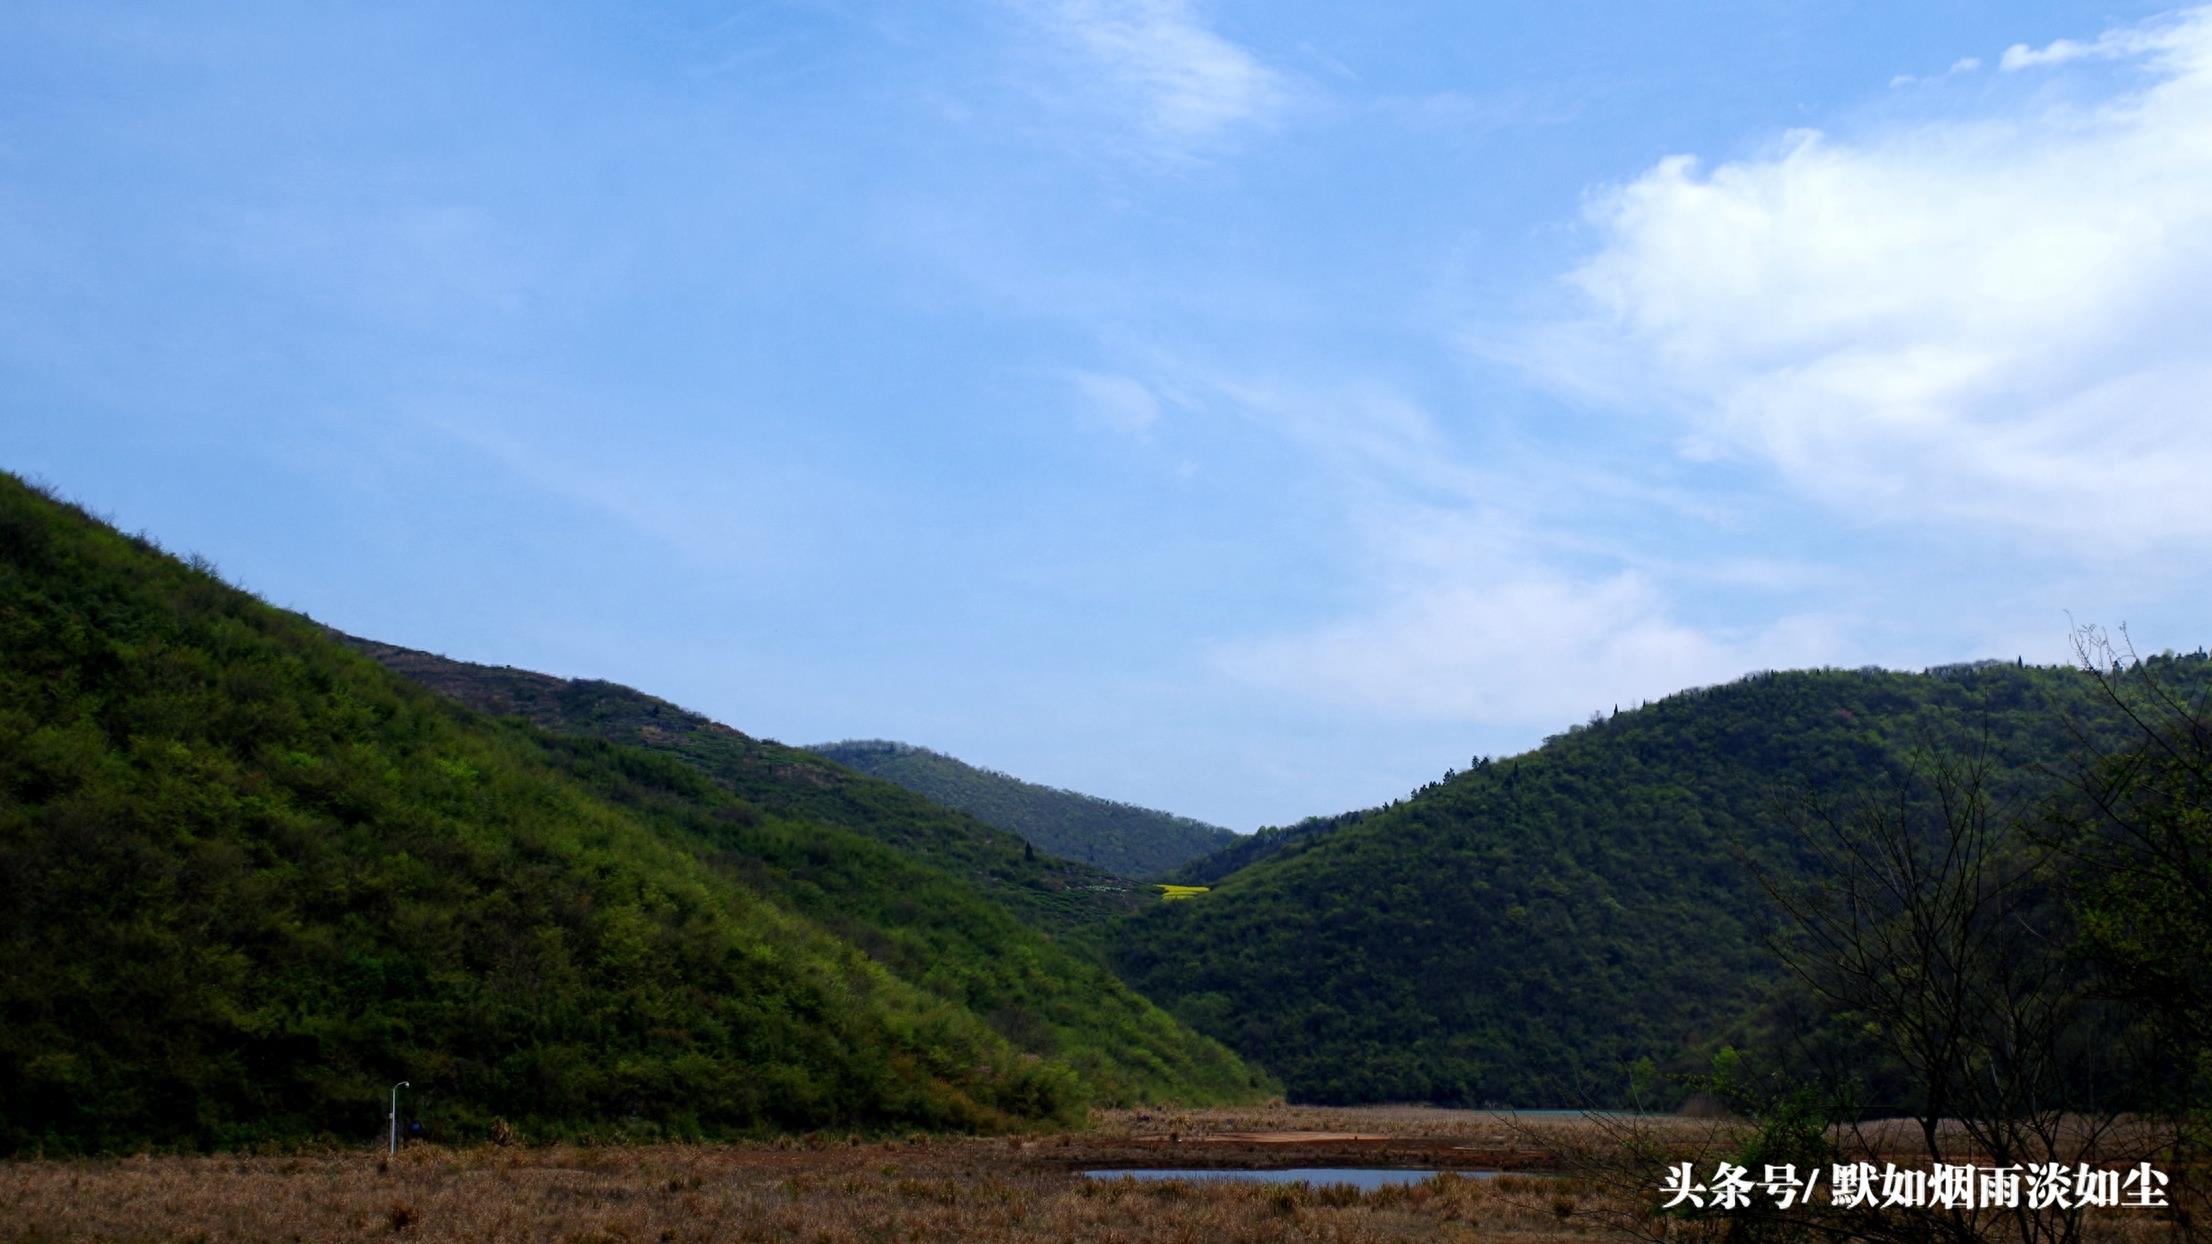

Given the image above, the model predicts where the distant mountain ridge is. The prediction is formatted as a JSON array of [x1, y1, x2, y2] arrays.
[[334, 635, 1272, 1107], [335, 636, 1140, 929], [1167, 806, 1376, 886], [807, 739, 1240, 878]]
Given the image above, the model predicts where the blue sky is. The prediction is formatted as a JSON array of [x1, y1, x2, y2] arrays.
[[6, 1, 2209, 828]]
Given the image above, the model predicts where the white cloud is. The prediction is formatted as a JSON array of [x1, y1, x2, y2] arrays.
[[1024, 0, 1289, 154], [421, 403, 840, 571], [1204, 374, 1482, 498], [1216, 505, 1846, 724], [1511, 6, 2212, 552], [1070, 368, 1163, 437], [1999, 13, 2197, 71], [1166, 364, 1848, 725], [1891, 56, 1983, 88]]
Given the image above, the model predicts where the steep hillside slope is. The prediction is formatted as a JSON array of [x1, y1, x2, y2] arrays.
[[337, 638, 1139, 931], [809, 740, 1239, 878], [1108, 660, 2212, 1107], [338, 636, 1269, 1108], [0, 475, 1264, 1153]]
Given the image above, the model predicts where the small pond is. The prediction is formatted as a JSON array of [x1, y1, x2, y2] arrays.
[[1082, 1169, 1506, 1190]]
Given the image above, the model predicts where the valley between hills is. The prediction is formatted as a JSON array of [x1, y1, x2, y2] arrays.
[[5, 468, 2211, 1240]]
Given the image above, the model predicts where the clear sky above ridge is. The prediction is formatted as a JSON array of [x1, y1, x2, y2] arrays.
[[6, 1, 2208, 828]]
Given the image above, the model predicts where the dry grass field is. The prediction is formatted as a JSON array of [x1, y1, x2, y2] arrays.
[[0, 1108, 2192, 1244]]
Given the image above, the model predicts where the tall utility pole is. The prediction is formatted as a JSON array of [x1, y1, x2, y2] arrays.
[[388, 1081, 410, 1155]]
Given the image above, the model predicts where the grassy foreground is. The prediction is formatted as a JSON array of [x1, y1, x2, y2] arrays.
[[4, 1107, 2193, 1244], [0, 1147, 1588, 1244]]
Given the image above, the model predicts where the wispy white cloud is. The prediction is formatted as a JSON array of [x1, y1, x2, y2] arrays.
[[1999, 12, 2198, 71], [1890, 56, 1981, 88], [1216, 503, 1848, 724], [1070, 368, 1164, 437], [1507, 6, 2212, 553], [420, 403, 837, 571], [1130, 360, 1853, 725], [1203, 373, 1484, 499], [1019, 0, 1290, 157]]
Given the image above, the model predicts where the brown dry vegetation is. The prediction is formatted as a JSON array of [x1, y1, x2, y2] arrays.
[[0, 1109, 2189, 1244], [0, 1143, 1594, 1243], [1080, 1104, 1716, 1173]]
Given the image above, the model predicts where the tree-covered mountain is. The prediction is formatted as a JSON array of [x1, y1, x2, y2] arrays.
[[1106, 658, 2212, 1108], [337, 635, 1271, 1103], [336, 638, 1142, 932], [808, 739, 1239, 878], [0, 474, 1267, 1153]]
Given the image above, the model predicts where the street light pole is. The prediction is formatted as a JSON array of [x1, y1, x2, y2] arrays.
[[388, 1081, 410, 1155]]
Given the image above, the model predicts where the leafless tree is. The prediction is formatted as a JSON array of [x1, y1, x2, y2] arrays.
[[1755, 743, 2159, 1244]]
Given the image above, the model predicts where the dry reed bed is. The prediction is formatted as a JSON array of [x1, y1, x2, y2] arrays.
[[1089, 1104, 1717, 1141], [1087, 1105, 2180, 1163], [3, 1109, 2189, 1243], [0, 1139, 1608, 1244]]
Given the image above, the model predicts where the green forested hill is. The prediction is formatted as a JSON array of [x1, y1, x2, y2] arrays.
[[0, 475, 1265, 1153], [336, 636, 1267, 1103], [1107, 659, 2212, 1107], [808, 740, 1239, 878], [335, 638, 1143, 931]]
